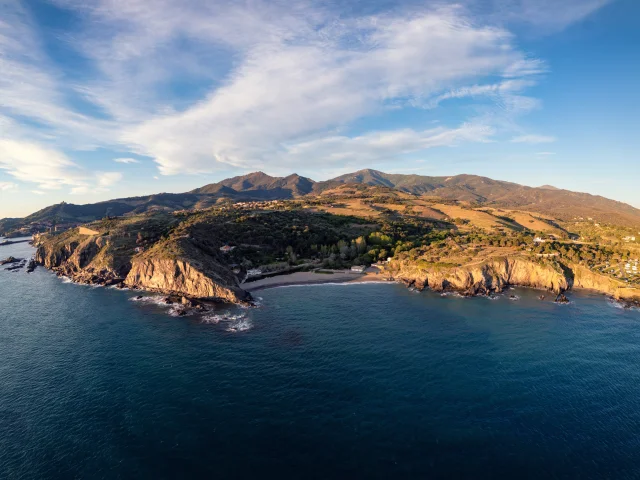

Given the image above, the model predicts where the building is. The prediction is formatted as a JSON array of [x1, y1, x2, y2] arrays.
[[134, 247, 145, 253], [246, 269, 262, 277], [351, 265, 366, 273], [219, 245, 236, 253]]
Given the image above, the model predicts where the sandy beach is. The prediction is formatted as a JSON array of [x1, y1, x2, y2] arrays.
[[242, 268, 393, 291]]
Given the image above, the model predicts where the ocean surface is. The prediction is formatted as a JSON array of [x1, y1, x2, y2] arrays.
[[2, 239, 640, 479]]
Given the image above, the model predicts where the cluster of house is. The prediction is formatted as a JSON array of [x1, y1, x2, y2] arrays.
[[624, 260, 639, 275], [623, 236, 637, 242]]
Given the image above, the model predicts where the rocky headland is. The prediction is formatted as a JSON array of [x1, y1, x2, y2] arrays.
[[387, 256, 640, 305]]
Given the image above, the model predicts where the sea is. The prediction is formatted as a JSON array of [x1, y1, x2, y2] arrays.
[[1, 238, 640, 479]]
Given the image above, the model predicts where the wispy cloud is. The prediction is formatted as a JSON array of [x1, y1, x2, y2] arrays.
[[97, 172, 123, 187], [511, 134, 556, 144], [114, 158, 140, 164], [0, 182, 18, 191], [0, 0, 610, 191], [536, 151, 557, 155]]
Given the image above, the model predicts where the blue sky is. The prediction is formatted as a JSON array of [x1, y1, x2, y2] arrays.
[[0, 0, 638, 217]]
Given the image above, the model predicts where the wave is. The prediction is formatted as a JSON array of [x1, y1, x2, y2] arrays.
[[440, 291, 468, 298], [607, 298, 638, 312], [226, 317, 253, 333], [129, 294, 172, 308], [201, 312, 246, 324]]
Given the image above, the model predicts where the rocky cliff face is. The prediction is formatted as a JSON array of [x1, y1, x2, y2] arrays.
[[125, 257, 248, 303], [35, 231, 249, 304], [389, 257, 572, 296]]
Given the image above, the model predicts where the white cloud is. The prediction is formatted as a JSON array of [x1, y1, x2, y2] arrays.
[[0, 139, 85, 190], [280, 124, 494, 167], [97, 172, 123, 187], [0, 182, 18, 191], [511, 134, 556, 144], [114, 157, 140, 164], [536, 151, 556, 156], [0, 0, 610, 189], [490, 0, 613, 31], [31, 190, 45, 195], [119, 6, 541, 174]]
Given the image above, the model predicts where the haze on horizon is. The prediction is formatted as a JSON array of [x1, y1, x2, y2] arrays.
[[1, 0, 639, 218]]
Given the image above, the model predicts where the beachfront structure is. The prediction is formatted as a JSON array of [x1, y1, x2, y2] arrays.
[[351, 265, 366, 273], [246, 269, 262, 277]]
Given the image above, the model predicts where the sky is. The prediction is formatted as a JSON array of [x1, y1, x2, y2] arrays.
[[0, 0, 639, 217]]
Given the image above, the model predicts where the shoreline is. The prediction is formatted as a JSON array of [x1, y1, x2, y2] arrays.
[[243, 270, 393, 292]]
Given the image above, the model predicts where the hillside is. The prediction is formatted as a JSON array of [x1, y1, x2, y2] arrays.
[[317, 169, 640, 227], [193, 172, 315, 198], [3, 169, 640, 237]]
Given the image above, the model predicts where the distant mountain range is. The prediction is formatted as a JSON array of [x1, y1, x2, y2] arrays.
[[3, 169, 640, 235]]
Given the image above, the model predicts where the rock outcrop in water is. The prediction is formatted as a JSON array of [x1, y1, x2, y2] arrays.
[[34, 227, 249, 305], [387, 256, 640, 302], [389, 257, 569, 296]]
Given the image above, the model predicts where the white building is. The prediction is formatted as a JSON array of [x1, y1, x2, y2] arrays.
[[246, 269, 262, 277], [351, 265, 366, 273]]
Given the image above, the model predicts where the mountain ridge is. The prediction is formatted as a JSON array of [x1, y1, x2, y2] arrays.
[[3, 169, 640, 235]]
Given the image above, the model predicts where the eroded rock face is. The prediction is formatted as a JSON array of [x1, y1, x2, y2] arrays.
[[35, 234, 249, 304], [125, 258, 248, 304], [391, 258, 570, 295]]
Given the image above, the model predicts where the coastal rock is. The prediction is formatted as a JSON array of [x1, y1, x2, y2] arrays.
[[390, 257, 569, 296], [35, 230, 250, 305], [26, 258, 37, 273], [125, 258, 248, 304], [1, 256, 23, 265]]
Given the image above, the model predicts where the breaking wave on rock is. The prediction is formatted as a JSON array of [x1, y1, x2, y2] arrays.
[[201, 312, 253, 332]]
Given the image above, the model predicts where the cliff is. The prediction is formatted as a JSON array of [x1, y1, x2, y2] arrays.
[[387, 256, 640, 302], [125, 237, 248, 303], [388, 257, 568, 295], [35, 228, 249, 304]]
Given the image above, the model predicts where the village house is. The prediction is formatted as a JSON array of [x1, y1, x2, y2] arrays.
[[246, 268, 262, 277], [351, 265, 366, 273], [219, 245, 236, 253]]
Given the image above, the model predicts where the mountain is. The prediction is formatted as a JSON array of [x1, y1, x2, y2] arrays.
[[316, 169, 640, 226], [3, 169, 640, 236], [192, 172, 315, 198]]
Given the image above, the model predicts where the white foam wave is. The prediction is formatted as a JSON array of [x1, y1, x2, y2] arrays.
[[129, 294, 172, 308], [226, 318, 253, 332], [201, 312, 247, 324], [509, 295, 520, 301]]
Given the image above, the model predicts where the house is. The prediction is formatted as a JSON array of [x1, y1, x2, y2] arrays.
[[623, 236, 636, 242], [246, 268, 262, 277], [134, 247, 144, 253], [534, 237, 545, 244], [219, 245, 236, 253], [351, 265, 366, 273]]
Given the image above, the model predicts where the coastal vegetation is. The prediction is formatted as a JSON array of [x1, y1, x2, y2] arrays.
[[3, 170, 636, 308]]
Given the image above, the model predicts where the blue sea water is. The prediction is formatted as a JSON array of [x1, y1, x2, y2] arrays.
[[2, 239, 640, 479]]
